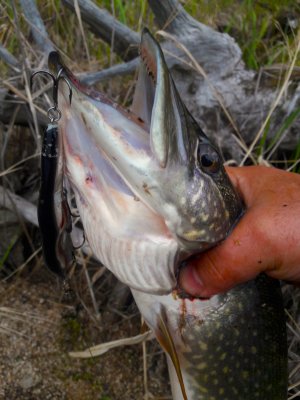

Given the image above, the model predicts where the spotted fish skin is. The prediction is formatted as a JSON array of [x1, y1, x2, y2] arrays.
[[179, 275, 286, 400], [133, 275, 287, 400], [50, 28, 288, 400]]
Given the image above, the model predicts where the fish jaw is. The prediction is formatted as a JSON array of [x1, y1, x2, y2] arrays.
[[134, 29, 244, 249], [58, 94, 180, 294], [49, 28, 242, 293]]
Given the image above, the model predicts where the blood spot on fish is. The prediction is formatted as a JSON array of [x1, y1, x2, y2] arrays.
[[140, 45, 157, 83], [85, 174, 93, 184], [142, 182, 151, 195], [81, 112, 87, 127], [258, 260, 262, 264]]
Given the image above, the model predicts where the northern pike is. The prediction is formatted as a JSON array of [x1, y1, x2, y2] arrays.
[[48, 29, 287, 399]]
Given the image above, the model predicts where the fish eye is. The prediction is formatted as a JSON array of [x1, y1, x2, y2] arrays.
[[198, 144, 220, 174]]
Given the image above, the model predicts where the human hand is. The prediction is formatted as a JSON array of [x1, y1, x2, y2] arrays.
[[178, 166, 300, 298]]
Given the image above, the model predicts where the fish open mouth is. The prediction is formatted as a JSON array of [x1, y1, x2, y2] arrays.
[[47, 29, 243, 295], [47, 31, 195, 295]]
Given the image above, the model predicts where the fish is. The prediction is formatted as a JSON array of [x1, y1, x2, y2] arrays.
[[49, 28, 287, 399]]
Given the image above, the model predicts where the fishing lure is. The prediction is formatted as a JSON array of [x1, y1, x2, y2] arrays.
[[31, 70, 74, 278]]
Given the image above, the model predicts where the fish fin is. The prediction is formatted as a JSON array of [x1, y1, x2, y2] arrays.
[[139, 29, 191, 167], [131, 58, 154, 128], [141, 320, 150, 334], [156, 307, 188, 400]]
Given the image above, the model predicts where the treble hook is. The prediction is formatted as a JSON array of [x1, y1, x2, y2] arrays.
[[30, 68, 72, 123]]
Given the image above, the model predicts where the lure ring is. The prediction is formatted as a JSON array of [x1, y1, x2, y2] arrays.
[[47, 106, 61, 123]]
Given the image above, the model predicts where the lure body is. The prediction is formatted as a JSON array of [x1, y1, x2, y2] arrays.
[[38, 123, 73, 277], [49, 29, 287, 399]]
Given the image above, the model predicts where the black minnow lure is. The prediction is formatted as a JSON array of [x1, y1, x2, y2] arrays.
[[32, 69, 74, 278], [38, 123, 65, 277]]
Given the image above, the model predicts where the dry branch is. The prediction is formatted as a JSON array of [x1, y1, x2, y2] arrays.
[[62, 0, 140, 60], [148, 0, 242, 77], [0, 185, 38, 227], [0, 185, 87, 254], [0, 45, 21, 72], [79, 58, 139, 85], [2, 1, 299, 166], [148, 0, 188, 32], [69, 330, 153, 359], [19, 0, 55, 53]]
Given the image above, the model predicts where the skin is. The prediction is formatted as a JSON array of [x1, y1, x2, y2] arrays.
[[179, 166, 300, 298]]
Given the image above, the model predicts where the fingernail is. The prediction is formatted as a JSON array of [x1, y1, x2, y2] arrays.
[[178, 263, 207, 298]]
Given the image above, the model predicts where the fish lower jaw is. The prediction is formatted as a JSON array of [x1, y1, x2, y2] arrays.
[[176, 234, 218, 253], [77, 200, 180, 295]]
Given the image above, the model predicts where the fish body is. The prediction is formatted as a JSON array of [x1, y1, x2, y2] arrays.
[[49, 29, 287, 399], [133, 275, 286, 400]]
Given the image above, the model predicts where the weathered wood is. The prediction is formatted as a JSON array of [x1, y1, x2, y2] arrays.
[[19, 0, 55, 53], [2, 0, 299, 163], [80, 58, 139, 85], [62, 0, 140, 61], [148, 0, 242, 78], [58, 0, 300, 163], [148, 0, 190, 33], [0, 45, 21, 72], [0, 185, 38, 227], [0, 185, 89, 255]]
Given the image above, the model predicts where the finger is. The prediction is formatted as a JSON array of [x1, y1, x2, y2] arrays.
[[178, 207, 275, 297]]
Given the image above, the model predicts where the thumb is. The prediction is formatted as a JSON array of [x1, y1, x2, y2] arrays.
[[178, 209, 268, 297]]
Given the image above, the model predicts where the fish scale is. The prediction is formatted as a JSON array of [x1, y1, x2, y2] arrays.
[[181, 276, 286, 400], [132, 274, 287, 400], [48, 28, 288, 399]]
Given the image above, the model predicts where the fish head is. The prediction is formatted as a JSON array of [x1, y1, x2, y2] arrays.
[[48, 29, 243, 294], [131, 29, 243, 251]]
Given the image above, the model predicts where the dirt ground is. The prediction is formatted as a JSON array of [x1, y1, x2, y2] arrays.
[[0, 267, 171, 400]]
